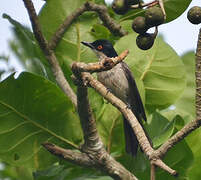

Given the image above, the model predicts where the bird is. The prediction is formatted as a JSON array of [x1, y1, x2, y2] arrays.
[[81, 39, 150, 156]]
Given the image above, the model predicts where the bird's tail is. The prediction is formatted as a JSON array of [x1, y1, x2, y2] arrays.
[[123, 116, 151, 156]]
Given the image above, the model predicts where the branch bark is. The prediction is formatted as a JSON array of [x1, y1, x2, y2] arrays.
[[72, 54, 177, 176], [42, 142, 94, 167], [72, 68, 138, 180], [85, 2, 127, 36], [22, 0, 77, 106], [71, 50, 129, 73]]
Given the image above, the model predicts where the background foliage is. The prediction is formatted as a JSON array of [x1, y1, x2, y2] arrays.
[[0, 0, 199, 179]]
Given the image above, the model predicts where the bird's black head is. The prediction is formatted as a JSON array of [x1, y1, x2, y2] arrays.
[[81, 39, 118, 58]]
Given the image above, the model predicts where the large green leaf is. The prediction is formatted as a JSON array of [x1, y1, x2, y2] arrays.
[[39, 0, 98, 64], [3, 14, 49, 76], [118, 0, 192, 23], [0, 72, 82, 168], [114, 33, 186, 110], [146, 111, 175, 148]]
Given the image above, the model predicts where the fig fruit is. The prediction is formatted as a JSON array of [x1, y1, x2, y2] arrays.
[[132, 16, 148, 34], [112, 0, 129, 15], [136, 33, 155, 50], [145, 6, 164, 27], [187, 6, 201, 25]]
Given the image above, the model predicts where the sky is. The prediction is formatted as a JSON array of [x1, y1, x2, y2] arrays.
[[0, 0, 201, 72]]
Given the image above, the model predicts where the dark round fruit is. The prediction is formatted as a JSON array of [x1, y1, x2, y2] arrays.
[[112, 0, 129, 15], [187, 6, 201, 24], [136, 33, 155, 50], [145, 6, 165, 27], [132, 16, 148, 34]]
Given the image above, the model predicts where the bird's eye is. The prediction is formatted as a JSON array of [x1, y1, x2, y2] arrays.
[[97, 45, 103, 50]]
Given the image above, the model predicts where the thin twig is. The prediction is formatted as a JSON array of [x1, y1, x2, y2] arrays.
[[42, 142, 94, 166], [151, 159, 177, 176], [150, 164, 155, 180], [158, 0, 166, 20], [48, 5, 87, 50], [48, 1, 126, 50], [22, 0, 77, 106], [131, 0, 158, 9], [71, 50, 129, 73], [131, 0, 166, 19], [85, 2, 127, 36]]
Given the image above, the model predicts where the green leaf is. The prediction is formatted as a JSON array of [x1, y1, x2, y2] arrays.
[[114, 33, 186, 110], [33, 164, 67, 180], [118, 0, 192, 23], [33, 163, 113, 180], [0, 163, 33, 180], [0, 72, 82, 168], [90, 24, 111, 40], [118, 136, 193, 180], [156, 139, 193, 180], [146, 111, 175, 148], [175, 51, 196, 120], [39, 0, 98, 63], [3, 14, 48, 76]]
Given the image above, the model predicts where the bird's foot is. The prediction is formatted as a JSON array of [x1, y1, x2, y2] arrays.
[[106, 87, 112, 95], [126, 103, 132, 109]]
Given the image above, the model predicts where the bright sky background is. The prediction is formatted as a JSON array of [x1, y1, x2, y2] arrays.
[[0, 0, 201, 73]]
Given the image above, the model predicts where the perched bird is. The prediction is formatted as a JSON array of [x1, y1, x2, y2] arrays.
[[81, 39, 149, 156]]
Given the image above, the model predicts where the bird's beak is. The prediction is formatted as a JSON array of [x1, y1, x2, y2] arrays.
[[81, 41, 94, 49]]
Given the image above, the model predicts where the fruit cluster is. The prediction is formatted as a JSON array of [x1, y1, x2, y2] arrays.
[[112, 0, 165, 50], [132, 6, 164, 50]]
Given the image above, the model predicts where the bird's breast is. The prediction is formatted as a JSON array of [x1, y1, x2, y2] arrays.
[[97, 63, 129, 103]]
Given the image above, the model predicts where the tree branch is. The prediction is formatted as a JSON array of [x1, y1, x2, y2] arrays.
[[72, 69, 138, 180], [154, 28, 201, 158], [85, 2, 127, 36], [71, 50, 129, 73], [48, 5, 87, 50], [72, 51, 178, 175], [42, 142, 94, 167], [22, 0, 77, 106], [150, 164, 156, 180], [195, 28, 201, 120], [48, 1, 127, 50], [76, 74, 103, 152], [80, 72, 176, 175]]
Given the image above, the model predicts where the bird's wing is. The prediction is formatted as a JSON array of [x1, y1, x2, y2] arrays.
[[121, 62, 147, 122]]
